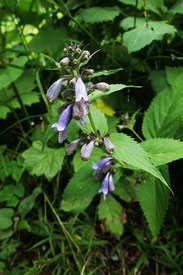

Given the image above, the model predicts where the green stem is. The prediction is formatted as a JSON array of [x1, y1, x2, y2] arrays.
[[43, 191, 81, 254], [88, 111, 100, 137], [129, 127, 143, 142]]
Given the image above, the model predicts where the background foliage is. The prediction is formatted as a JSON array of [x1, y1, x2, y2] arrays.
[[1, 0, 183, 274]]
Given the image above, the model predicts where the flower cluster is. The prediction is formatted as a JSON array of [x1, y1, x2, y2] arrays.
[[92, 156, 115, 200], [46, 42, 110, 145]]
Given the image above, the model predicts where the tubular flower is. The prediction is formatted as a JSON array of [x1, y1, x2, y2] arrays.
[[66, 139, 81, 155], [93, 82, 110, 92], [75, 77, 90, 117], [92, 157, 113, 176], [103, 137, 115, 154], [98, 172, 115, 200], [46, 78, 63, 102], [80, 140, 94, 161], [51, 104, 72, 143]]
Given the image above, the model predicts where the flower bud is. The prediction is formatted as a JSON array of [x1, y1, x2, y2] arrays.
[[80, 141, 94, 161], [84, 69, 94, 75], [73, 59, 78, 64], [66, 139, 81, 155], [103, 137, 114, 154], [94, 82, 110, 92], [61, 89, 75, 98], [76, 47, 82, 54], [69, 77, 76, 87], [80, 50, 90, 61], [62, 79, 68, 87], [60, 57, 70, 66], [73, 104, 81, 120]]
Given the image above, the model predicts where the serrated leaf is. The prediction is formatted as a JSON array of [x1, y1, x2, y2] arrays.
[[22, 141, 65, 181], [170, 0, 183, 14], [121, 18, 176, 53], [114, 179, 136, 202], [89, 84, 128, 102], [141, 138, 183, 166], [136, 165, 170, 237], [73, 146, 105, 172], [98, 195, 124, 236], [148, 70, 167, 94], [77, 105, 108, 137], [110, 133, 169, 188], [142, 86, 183, 139], [0, 56, 28, 90], [118, 0, 165, 13], [0, 208, 14, 230], [60, 164, 99, 212], [0, 105, 11, 119], [79, 7, 120, 24]]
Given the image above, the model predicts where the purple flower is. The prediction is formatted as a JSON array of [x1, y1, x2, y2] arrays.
[[93, 82, 110, 92], [92, 157, 113, 175], [103, 137, 114, 154], [80, 140, 94, 161], [98, 172, 115, 200], [66, 138, 81, 155], [75, 77, 90, 117], [46, 78, 63, 102], [51, 104, 72, 143]]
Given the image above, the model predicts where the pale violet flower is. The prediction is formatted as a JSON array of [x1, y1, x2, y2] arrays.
[[98, 172, 115, 200], [103, 137, 114, 154], [75, 77, 90, 117], [46, 78, 63, 102], [92, 157, 113, 175], [51, 104, 72, 143], [66, 139, 81, 155], [80, 140, 94, 161]]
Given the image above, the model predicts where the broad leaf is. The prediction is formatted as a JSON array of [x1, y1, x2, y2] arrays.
[[114, 178, 136, 202], [98, 195, 124, 236], [148, 70, 167, 94], [170, 1, 183, 14], [121, 18, 176, 53], [110, 133, 168, 188], [0, 208, 14, 230], [89, 68, 123, 79], [142, 86, 183, 139], [79, 7, 120, 24], [0, 56, 28, 90], [141, 138, 183, 166], [60, 164, 99, 212], [136, 165, 170, 238], [22, 141, 65, 181]]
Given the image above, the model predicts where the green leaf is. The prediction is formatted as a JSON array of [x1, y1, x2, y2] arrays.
[[73, 146, 105, 172], [18, 186, 42, 217], [0, 208, 14, 230], [98, 195, 124, 236], [121, 18, 176, 53], [118, 0, 165, 13], [22, 141, 65, 181], [136, 165, 170, 237], [79, 7, 120, 24], [60, 164, 99, 212], [89, 84, 129, 102], [78, 105, 108, 137], [0, 105, 11, 119], [148, 70, 167, 94], [89, 68, 123, 79], [110, 133, 168, 188], [142, 86, 183, 139], [170, 0, 183, 14], [114, 179, 136, 202], [0, 56, 28, 90], [42, 122, 57, 150], [141, 138, 183, 166]]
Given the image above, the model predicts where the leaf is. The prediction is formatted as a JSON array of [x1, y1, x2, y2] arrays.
[[42, 122, 57, 150], [73, 146, 105, 172], [79, 7, 121, 24], [136, 165, 170, 237], [89, 68, 123, 79], [141, 138, 183, 166], [0, 56, 28, 90], [121, 18, 176, 53], [0, 208, 14, 230], [142, 86, 183, 139], [114, 179, 136, 202], [98, 195, 124, 236], [89, 84, 129, 102], [118, 0, 165, 13], [110, 133, 169, 188], [170, 0, 183, 14], [78, 105, 108, 137], [148, 70, 167, 94], [60, 164, 99, 212], [18, 186, 42, 217], [0, 105, 11, 119], [22, 141, 65, 181]]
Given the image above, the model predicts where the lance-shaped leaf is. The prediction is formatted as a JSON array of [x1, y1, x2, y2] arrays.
[[110, 133, 169, 189]]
